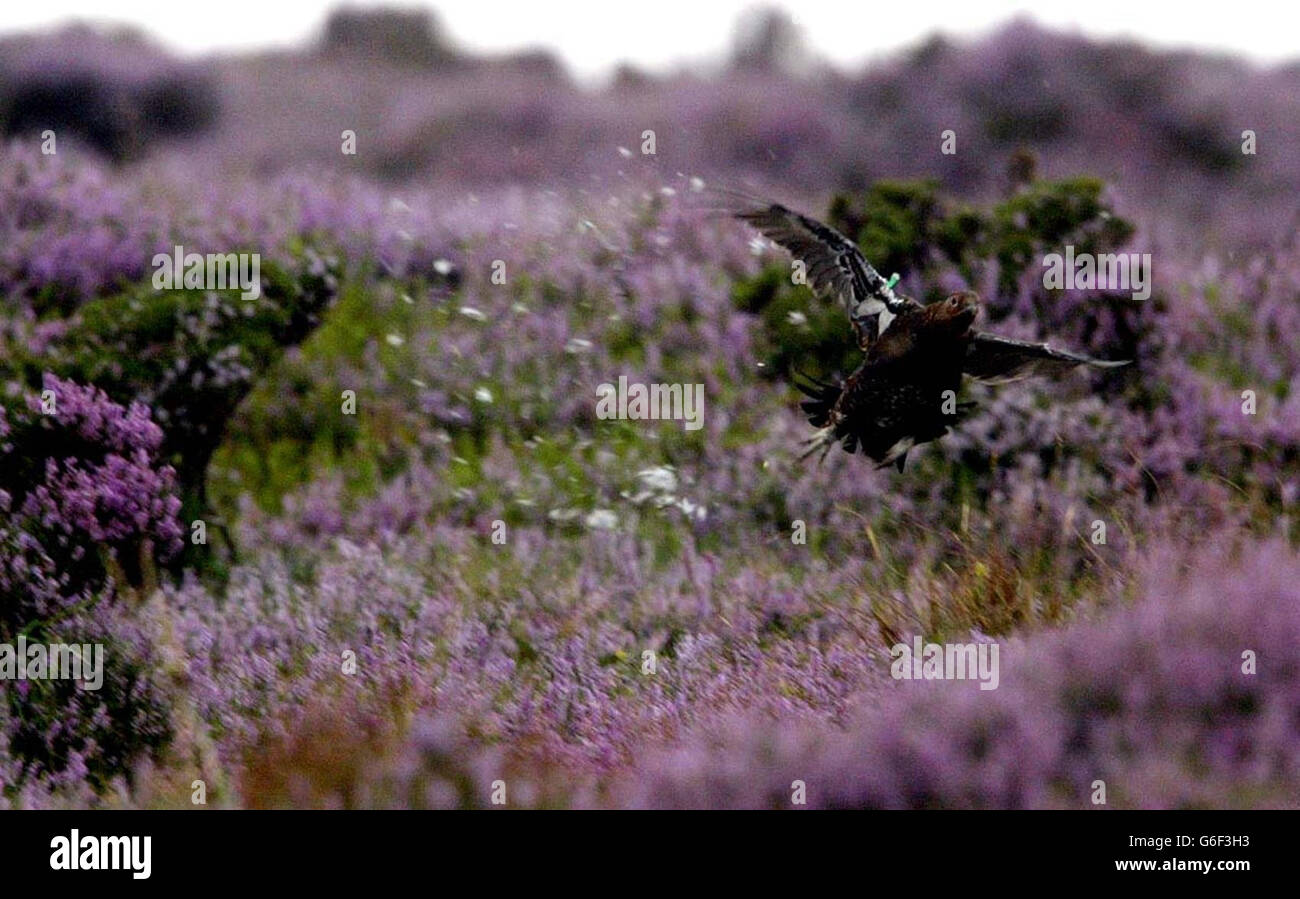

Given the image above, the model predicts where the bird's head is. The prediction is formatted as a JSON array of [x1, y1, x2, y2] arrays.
[[928, 290, 981, 334]]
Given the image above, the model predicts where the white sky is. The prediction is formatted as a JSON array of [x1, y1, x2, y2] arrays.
[[1, 0, 1293, 81]]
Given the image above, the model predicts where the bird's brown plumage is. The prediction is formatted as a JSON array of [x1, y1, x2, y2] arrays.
[[733, 201, 1129, 470]]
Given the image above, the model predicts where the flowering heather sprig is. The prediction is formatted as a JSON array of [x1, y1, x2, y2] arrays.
[[0, 601, 173, 801], [0, 376, 182, 799], [0, 375, 182, 626], [23, 452, 183, 546], [23, 372, 167, 456]]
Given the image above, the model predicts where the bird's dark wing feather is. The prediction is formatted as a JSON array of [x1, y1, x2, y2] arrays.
[[964, 332, 1130, 383], [734, 203, 916, 346]]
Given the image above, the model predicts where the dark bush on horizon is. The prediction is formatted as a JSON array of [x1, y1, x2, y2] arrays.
[[321, 7, 460, 68], [0, 63, 219, 162]]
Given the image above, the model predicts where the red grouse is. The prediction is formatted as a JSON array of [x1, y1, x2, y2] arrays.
[[734, 201, 1129, 470]]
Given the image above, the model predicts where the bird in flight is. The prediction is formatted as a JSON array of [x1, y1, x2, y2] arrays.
[[733, 200, 1129, 470]]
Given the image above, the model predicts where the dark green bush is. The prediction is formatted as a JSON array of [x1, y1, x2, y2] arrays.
[[8, 247, 343, 575]]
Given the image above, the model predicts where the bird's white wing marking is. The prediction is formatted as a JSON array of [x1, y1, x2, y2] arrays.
[[735, 202, 916, 348]]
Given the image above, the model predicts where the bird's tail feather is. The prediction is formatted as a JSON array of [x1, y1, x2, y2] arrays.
[[791, 369, 842, 429]]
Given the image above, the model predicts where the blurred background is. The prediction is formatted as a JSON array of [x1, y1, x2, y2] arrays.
[[8, 0, 1300, 74], [1, 1, 1297, 203]]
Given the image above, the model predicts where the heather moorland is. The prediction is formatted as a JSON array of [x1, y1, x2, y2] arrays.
[[1, 9, 1297, 808]]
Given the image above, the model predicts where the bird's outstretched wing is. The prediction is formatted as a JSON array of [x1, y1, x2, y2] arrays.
[[964, 332, 1130, 384], [734, 202, 916, 348]]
